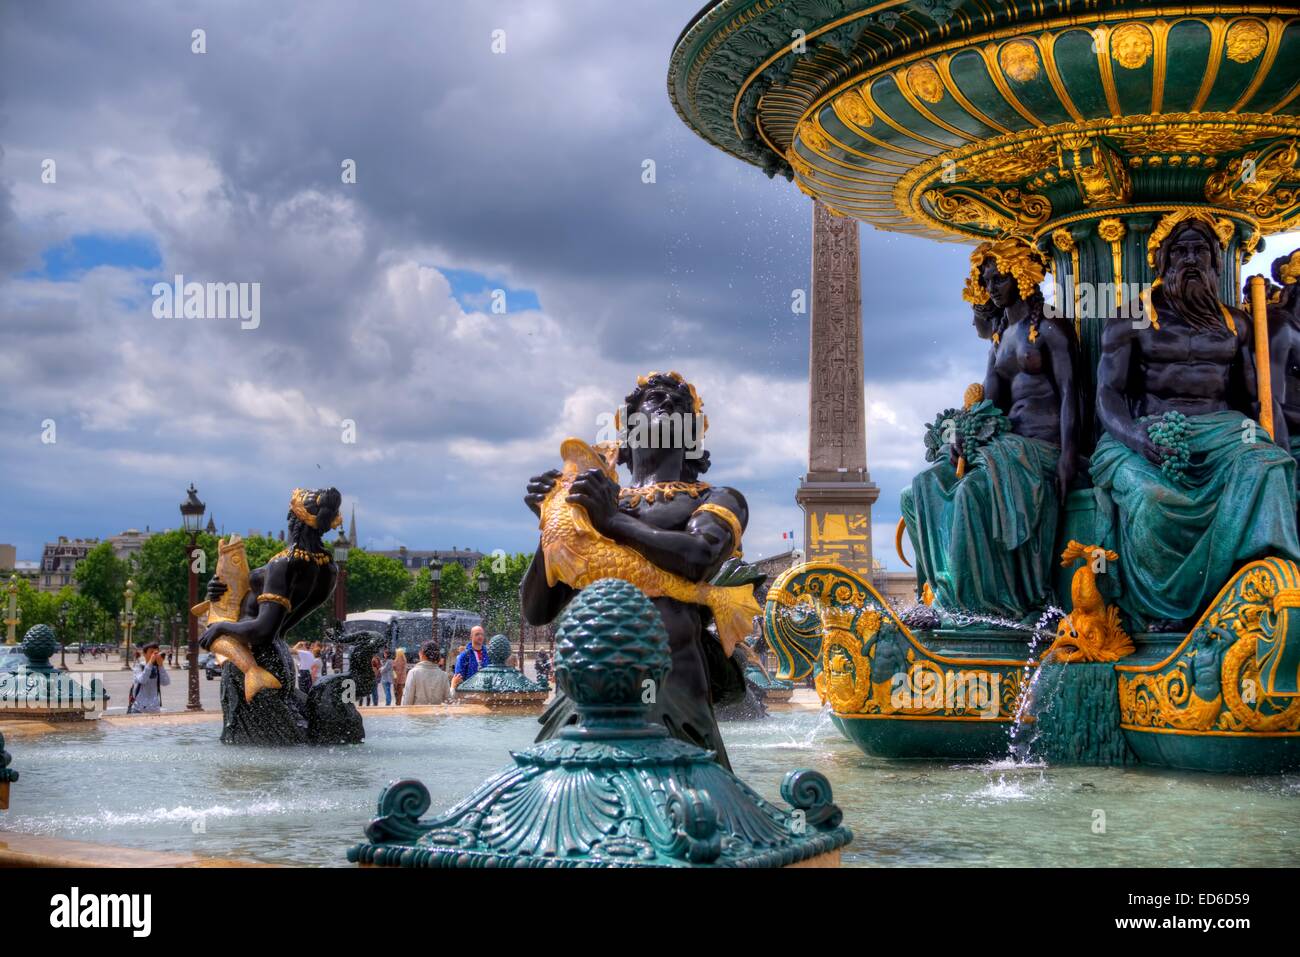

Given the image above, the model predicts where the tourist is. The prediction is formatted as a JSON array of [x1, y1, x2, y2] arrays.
[[402, 642, 450, 705], [368, 652, 382, 706], [378, 651, 395, 705], [534, 649, 552, 688], [451, 626, 489, 691], [293, 642, 317, 693], [392, 647, 408, 705], [128, 643, 170, 714], [310, 641, 325, 679]]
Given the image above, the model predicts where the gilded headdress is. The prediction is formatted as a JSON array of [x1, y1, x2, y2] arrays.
[[289, 488, 343, 530], [962, 237, 1050, 305], [1146, 209, 1234, 268], [615, 370, 709, 437]]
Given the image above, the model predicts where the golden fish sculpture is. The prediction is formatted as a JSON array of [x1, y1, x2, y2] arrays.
[[190, 535, 283, 702], [539, 437, 761, 655]]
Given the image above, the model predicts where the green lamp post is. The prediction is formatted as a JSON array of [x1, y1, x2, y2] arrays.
[[4, 575, 20, 646], [119, 579, 136, 670], [348, 578, 852, 868], [179, 484, 206, 711]]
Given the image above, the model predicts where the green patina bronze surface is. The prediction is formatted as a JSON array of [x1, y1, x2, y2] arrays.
[[1020, 662, 1136, 766], [349, 578, 851, 867], [902, 433, 1061, 621], [1092, 411, 1300, 626], [455, 634, 549, 699], [0, 625, 107, 718]]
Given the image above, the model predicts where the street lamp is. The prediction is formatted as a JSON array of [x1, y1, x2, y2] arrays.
[[4, 575, 19, 646], [58, 601, 69, 669], [333, 530, 350, 632], [120, 579, 136, 669], [430, 559, 445, 673], [477, 569, 490, 626], [180, 483, 206, 711]]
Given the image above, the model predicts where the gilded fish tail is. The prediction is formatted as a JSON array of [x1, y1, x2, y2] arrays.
[[209, 636, 282, 703]]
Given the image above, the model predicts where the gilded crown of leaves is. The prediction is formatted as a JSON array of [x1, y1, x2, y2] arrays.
[[962, 237, 1050, 305], [1146, 209, 1234, 268], [289, 488, 343, 530], [616, 370, 709, 437]]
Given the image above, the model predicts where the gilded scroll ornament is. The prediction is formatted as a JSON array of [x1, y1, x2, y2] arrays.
[[797, 117, 830, 153], [1118, 559, 1300, 734]]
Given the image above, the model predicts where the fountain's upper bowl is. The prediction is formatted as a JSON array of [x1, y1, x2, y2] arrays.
[[669, 1, 1300, 243]]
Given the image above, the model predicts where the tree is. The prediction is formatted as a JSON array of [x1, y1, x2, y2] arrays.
[[73, 542, 130, 618], [135, 529, 218, 621], [436, 560, 474, 611], [472, 552, 531, 636], [344, 550, 411, 612]]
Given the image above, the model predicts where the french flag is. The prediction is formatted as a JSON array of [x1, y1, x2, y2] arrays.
[[781, 531, 795, 540]]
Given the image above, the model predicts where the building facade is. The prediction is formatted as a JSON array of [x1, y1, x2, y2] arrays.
[[38, 537, 100, 592]]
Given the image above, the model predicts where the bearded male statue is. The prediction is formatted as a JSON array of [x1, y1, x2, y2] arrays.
[[1092, 211, 1300, 631]]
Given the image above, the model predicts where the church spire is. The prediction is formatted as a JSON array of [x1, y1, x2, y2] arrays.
[[349, 505, 357, 548]]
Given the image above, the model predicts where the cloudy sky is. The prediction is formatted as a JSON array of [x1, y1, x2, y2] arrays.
[[1, 1, 1290, 568]]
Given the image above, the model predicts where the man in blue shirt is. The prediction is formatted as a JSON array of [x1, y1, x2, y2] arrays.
[[451, 626, 488, 691]]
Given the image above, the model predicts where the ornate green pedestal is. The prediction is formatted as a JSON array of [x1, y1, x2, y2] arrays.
[[349, 578, 852, 867], [0, 625, 107, 721], [454, 634, 549, 712]]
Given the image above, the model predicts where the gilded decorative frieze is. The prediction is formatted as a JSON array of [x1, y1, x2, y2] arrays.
[[1118, 558, 1300, 735]]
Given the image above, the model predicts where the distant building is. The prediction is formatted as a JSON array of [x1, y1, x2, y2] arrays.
[[107, 528, 155, 561], [0, 544, 15, 572], [375, 547, 485, 574], [38, 537, 100, 592]]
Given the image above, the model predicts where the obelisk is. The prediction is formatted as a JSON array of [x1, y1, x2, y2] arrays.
[[795, 201, 878, 578]]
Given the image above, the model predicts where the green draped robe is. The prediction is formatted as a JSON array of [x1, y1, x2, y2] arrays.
[[901, 434, 1060, 621], [1091, 410, 1300, 626]]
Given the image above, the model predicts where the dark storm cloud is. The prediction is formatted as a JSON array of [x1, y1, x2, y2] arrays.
[[0, 0, 985, 558]]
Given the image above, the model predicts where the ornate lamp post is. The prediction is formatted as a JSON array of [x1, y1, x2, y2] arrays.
[[119, 580, 136, 669], [179, 483, 206, 711], [429, 559, 445, 672], [333, 531, 350, 631], [58, 601, 68, 669], [171, 613, 181, 666], [4, 575, 19, 646], [477, 568, 490, 622]]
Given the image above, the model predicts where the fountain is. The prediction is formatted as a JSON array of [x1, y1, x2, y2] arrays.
[[452, 634, 549, 711], [671, 1, 1300, 773], [349, 578, 851, 868], [0, 624, 107, 721]]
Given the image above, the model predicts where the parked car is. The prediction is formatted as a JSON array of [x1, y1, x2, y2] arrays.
[[198, 651, 222, 680]]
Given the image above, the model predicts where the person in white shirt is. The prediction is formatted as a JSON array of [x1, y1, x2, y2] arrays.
[[129, 643, 171, 713], [401, 642, 451, 706], [293, 642, 318, 693]]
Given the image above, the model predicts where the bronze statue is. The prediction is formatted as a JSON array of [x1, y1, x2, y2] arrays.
[[521, 372, 755, 768], [1263, 249, 1300, 490], [200, 487, 371, 744], [900, 238, 1080, 622], [1092, 211, 1300, 630]]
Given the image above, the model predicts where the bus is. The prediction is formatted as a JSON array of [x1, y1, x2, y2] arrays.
[[343, 608, 483, 664]]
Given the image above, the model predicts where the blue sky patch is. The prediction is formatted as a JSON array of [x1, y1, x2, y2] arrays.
[[440, 266, 541, 313], [23, 232, 162, 281]]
